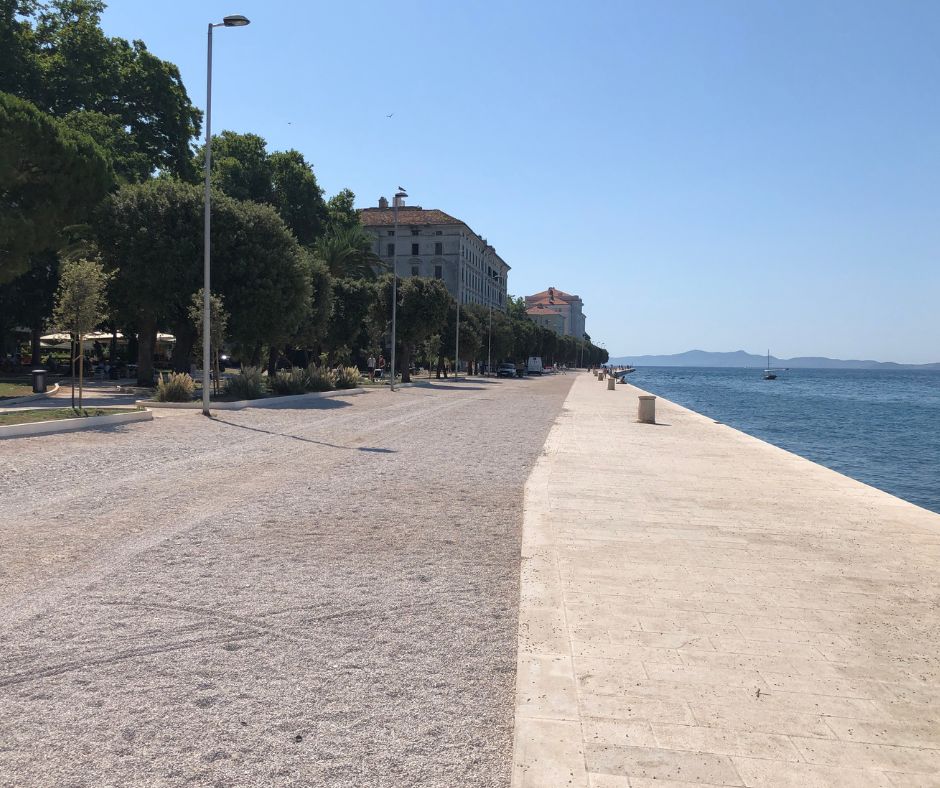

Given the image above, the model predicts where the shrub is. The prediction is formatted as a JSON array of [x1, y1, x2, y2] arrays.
[[270, 367, 308, 395], [225, 366, 265, 400], [155, 371, 195, 402], [305, 364, 334, 392], [333, 365, 361, 389]]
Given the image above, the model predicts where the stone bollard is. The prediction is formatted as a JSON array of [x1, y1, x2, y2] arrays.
[[597, 372, 604, 381], [638, 394, 656, 424], [607, 377, 615, 391]]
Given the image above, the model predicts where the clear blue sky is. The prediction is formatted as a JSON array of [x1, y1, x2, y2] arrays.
[[100, 1, 940, 363]]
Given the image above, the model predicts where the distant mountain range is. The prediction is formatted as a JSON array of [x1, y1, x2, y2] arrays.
[[608, 350, 940, 370]]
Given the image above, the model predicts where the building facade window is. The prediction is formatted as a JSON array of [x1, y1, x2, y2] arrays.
[[411, 243, 419, 255], [387, 243, 394, 257], [387, 230, 395, 236], [411, 229, 420, 236], [434, 242, 443, 255], [434, 265, 442, 279], [411, 265, 419, 276]]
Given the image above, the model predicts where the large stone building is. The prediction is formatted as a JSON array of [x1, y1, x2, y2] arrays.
[[524, 287, 587, 338], [359, 196, 509, 310]]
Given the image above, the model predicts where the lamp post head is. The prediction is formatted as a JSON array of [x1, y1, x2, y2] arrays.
[[223, 14, 250, 26]]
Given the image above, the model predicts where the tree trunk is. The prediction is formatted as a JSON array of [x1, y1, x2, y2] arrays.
[[78, 334, 84, 411], [400, 343, 413, 384], [267, 346, 279, 378], [250, 342, 263, 367], [136, 316, 157, 387], [70, 335, 76, 409], [170, 323, 196, 372]]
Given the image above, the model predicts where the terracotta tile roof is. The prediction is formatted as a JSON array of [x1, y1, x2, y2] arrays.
[[526, 286, 581, 305], [359, 207, 461, 227]]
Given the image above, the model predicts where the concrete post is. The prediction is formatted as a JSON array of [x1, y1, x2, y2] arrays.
[[607, 377, 615, 391], [597, 373, 604, 381], [638, 395, 656, 424]]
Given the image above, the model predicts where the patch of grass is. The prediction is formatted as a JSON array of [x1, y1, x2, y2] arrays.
[[0, 383, 34, 399], [0, 407, 135, 427]]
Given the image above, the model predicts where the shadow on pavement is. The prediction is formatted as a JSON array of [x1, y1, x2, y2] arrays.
[[212, 415, 396, 452]]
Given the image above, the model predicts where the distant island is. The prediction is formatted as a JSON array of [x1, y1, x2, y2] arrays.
[[608, 349, 940, 370]]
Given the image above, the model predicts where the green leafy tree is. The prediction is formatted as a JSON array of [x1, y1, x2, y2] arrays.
[[62, 109, 151, 183], [1, 0, 202, 179], [314, 225, 383, 280], [325, 188, 359, 232], [95, 179, 202, 384], [326, 279, 376, 358], [96, 179, 312, 384], [457, 303, 487, 372], [52, 256, 109, 408], [0, 252, 59, 365], [202, 132, 328, 247], [269, 150, 327, 246], [204, 131, 271, 202], [326, 277, 378, 365], [284, 255, 332, 371], [0, 92, 113, 281], [373, 275, 451, 383], [188, 289, 228, 395], [211, 198, 312, 364]]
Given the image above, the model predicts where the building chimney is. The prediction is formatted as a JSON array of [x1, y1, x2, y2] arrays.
[[378, 196, 388, 209], [392, 193, 406, 208]]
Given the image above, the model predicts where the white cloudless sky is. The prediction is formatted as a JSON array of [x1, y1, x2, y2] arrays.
[[101, 0, 940, 363]]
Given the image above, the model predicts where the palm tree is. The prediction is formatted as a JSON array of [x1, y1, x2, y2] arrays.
[[314, 225, 384, 280]]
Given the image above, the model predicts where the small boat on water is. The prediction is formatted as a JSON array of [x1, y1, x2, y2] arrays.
[[763, 350, 788, 380]]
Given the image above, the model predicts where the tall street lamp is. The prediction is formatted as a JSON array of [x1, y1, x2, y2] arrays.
[[203, 14, 250, 416], [487, 269, 502, 376], [454, 251, 461, 380], [390, 188, 407, 392]]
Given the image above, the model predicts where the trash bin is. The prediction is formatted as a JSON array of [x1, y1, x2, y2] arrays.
[[638, 394, 656, 424], [607, 377, 616, 390], [31, 369, 47, 393]]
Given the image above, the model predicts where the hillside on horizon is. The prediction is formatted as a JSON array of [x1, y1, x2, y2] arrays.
[[608, 350, 940, 370]]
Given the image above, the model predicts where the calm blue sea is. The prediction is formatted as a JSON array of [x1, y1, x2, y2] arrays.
[[632, 367, 940, 514]]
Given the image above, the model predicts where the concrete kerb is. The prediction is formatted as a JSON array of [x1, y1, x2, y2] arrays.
[[138, 387, 366, 410], [0, 383, 61, 408], [0, 408, 152, 439]]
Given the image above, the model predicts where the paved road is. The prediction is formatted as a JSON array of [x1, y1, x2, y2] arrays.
[[513, 374, 940, 787], [0, 376, 573, 788]]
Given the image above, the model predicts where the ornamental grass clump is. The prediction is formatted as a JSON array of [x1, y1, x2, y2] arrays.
[[225, 366, 265, 400], [305, 364, 334, 392], [333, 365, 361, 389], [270, 367, 308, 396], [155, 372, 195, 402]]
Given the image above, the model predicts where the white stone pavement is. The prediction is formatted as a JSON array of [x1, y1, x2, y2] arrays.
[[512, 373, 940, 788]]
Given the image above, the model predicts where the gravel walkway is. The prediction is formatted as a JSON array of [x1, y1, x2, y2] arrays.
[[0, 376, 572, 787]]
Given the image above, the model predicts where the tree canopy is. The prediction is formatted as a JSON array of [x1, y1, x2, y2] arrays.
[[201, 131, 328, 247], [1, 0, 202, 179], [0, 92, 113, 281], [374, 275, 452, 383], [95, 178, 312, 383]]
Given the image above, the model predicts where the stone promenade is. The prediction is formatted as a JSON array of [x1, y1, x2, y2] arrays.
[[512, 373, 940, 787]]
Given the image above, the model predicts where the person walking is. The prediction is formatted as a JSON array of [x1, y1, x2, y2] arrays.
[[367, 354, 376, 381], [376, 354, 386, 381]]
